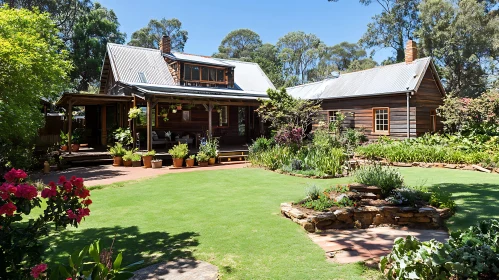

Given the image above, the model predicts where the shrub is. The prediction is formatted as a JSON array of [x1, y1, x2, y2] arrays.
[[290, 159, 303, 171], [274, 126, 304, 146], [113, 127, 133, 145], [122, 150, 133, 161], [168, 143, 189, 159], [143, 150, 156, 157], [131, 153, 142, 161], [386, 187, 431, 207], [305, 185, 321, 200], [108, 143, 126, 157], [354, 164, 404, 196], [196, 151, 210, 162], [249, 137, 274, 154], [302, 194, 336, 211], [429, 187, 456, 211]]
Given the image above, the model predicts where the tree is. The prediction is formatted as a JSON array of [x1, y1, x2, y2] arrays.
[[128, 18, 188, 51], [251, 43, 286, 88], [0, 6, 72, 168], [70, 2, 125, 91], [417, 0, 499, 96], [277, 31, 324, 85], [213, 28, 262, 60], [347, 58, 378, 72]]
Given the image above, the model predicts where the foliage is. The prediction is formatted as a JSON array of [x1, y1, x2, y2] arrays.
[[305, 185, 321, 200], [143, 150, 156, 157], [249, 137, 274, 154], [128, 18, 188, 51], [250, 43, 286, 88], [128, 107, 142, 120], [72, 128, 83, 145], [429, 187, 456, 211], [199, 136, 218, 158], [386, 186, 431, 207], [195, 151, 210, 162], [354, 164, 404, 196], [113, 127, 132, 146], [131, 153, 142, 162], [122, 150, 133, 161], [108, 143, 126, 157], [301, 189, 354, 211], [274, 126, 304, 146], [50, 239, 143, 279], [60, 130, 69, 146], [0, 169, 91, 278], [169, 143, 189, 159], [0, 6, 72, 170], [213, 28, 262, 60]]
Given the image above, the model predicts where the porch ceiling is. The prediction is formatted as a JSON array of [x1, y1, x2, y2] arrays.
[[56, 93, 133, 106]]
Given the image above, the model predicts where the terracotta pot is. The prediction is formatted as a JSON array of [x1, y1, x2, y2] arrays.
[[172, 158, 184, 168], [185, 158, 195, 167], [142, 155, 153, 168], [113, 156, 123, 167], [177, 105, 182, 110], [152, 160, 163, 169], [132, 160, 141, 167], [71, 144, 80, 152], [123, 160, 132, 167], [61, 145, 68, 151], [208, 158, 216, 165], [199, 161, 209, 167]]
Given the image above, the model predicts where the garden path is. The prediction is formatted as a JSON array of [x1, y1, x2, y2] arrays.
[[309, 227, 449, 264], [35, 163, 248, 187]]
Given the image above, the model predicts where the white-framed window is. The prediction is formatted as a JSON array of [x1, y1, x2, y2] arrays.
[[329, 111, 339, 123], [373, 108, 389, 134], [219, 106, 228, 126]]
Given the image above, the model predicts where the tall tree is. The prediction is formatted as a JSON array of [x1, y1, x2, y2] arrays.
[[128, 18, 188, 51], [251, 43, 286, 88], [0, 6, 72, 169], [70, 2, 125, 91], [213, 29, 262, 60], [417, 0, 499, 96], [277, 31, 324, 85]]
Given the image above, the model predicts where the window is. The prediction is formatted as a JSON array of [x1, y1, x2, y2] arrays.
[[329, 111, 339, 123], [219, 106, 228, 126], [430, 110, 437, 132], [217, 69, 224, 82], [138, 72, 147, 83], [182, 111, 191, 122], [373, 108, 389, 134], [183, 63, 226, 83], [184, 64, 192, 80], [136, 106, 155, 127], [192, 66, 200, 80], [202, 67, 209, 80], [238, 107, 246, 136]]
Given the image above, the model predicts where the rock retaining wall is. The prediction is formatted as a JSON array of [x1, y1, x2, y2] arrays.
[[281, 203, 449, 233]]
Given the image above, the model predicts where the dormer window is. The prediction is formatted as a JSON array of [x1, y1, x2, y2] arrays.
[[183, 63, 226, 85]]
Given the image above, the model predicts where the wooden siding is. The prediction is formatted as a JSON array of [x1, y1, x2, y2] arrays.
[[413, 69, 445, 135]]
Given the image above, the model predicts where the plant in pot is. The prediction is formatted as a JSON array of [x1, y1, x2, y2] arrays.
[[142, 150, 156, 168], [169, 143, 189, 168], [59, 130, 68, 151], [123, 150, 133, 167], [196, 151, 210, 167], [151, 158, 163, 168], [131, 152, 142, 167], [205, 137, 219, 165], [109, 143, 126, 166], [186, 154, 195, 167], [71, 129, 82, 152]]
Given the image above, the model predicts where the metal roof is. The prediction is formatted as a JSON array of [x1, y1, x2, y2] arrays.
[[287, 57, 439, 100], [165, 52, 234, 67], [107, 43, 175, 85], [216, 59, 276, 92]]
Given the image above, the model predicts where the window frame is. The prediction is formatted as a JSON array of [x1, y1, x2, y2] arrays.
[[430, 109, 437, 132], [183, 63, 227, 84], [328, 110, 339, 123], [372, 107, 390, 135], [218, 106, 229, 127]]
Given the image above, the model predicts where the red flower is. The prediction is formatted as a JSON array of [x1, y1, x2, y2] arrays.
[[82, 199, 92, 206], [63, 181, 73, 193], [48, 181, 56, 188], [73, 177, 84, 189], [30, 263, 47, 278], [67, 209, 77, 220], [4, 168, 27, 183], [41, 186, 57, 198], [0, 183, 17, 200], [76, 188, 90, 199], [14, 184, 38, 200], [0, 202, 17, 216], [58, 175, 67, 184]]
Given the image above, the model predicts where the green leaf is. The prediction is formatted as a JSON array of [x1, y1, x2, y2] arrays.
[[113, 252, 123, 270], [89, 240, 100, 262], [58, 265, 71, 277], [121, 260, 144, 270]]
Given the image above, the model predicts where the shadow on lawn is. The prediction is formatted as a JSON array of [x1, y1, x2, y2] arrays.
[[431, 183, 499, 229], [46, 226, 199, 270]]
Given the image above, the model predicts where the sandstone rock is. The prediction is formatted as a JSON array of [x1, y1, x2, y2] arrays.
[[444, 164, 457, 169], [434, 163, 444, 168], [289, 208, 305, 219], [334, 194, 349, 202], [401, 207, 417, 212], [316, 220, 333, 229], [472, 165, 491, 173], [298, 219, 316, 233], [396, 212, 414, 218], [437, 208, 453, 219], [461, 165, 475, 171], [419, 207, 436, 213], [312, 213, 336, 223], [412, 162, 420, 166], [373, 214, 384, 225], [414, 217, 431, 223], [334, 209, 353, 223], [361, 193, 377, 200]]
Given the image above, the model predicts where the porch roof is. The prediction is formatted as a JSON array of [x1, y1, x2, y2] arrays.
[[56, 93, 133, 106]]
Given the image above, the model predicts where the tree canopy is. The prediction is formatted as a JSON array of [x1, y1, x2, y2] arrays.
[[128, 18, 188, 51], [213, 28, 262, 60]]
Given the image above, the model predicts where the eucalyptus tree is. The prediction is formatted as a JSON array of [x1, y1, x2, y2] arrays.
[[128, 18, 188, 51], [213, 28, 262, 60]]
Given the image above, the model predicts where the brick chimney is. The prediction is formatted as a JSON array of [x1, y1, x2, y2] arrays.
[[159, 35, 171, 54], [405, 40, 418, 63]]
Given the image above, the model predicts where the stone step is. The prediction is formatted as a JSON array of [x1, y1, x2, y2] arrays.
[[348, 183, 382, 196]]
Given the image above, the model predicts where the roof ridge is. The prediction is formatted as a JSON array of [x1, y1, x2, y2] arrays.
[[108, 43, 160, 52], [286, 79, 329, 90], [215, 58, 260, 66]]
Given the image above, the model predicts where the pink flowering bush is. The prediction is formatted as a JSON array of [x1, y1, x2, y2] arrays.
[[0, 168, 91, 278]]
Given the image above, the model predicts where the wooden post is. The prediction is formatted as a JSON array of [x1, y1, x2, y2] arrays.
[[101, 105, 107, 146], [146, 98, 152, 151], [208, 102, 213, 137], [67, 100, 73, 154]]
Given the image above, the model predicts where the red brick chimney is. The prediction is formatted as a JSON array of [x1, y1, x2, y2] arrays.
[[405, 40, 418, 63], [159, 35, 171, 54]]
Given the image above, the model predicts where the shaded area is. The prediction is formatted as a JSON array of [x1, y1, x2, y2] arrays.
[[131, 259, 218, 280], [44, 226, 199, 270], [33, 166, 128, 185]]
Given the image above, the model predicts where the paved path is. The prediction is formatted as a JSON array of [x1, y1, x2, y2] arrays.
[[36, 163, 248, 187], [309, 227, 449, 264], [131, 259, 218, 280]]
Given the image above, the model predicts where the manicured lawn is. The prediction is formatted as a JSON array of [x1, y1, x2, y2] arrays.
[[42, 167, 499, 279]]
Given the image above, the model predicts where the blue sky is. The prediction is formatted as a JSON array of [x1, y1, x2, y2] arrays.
[[99, 0, 392, 62]]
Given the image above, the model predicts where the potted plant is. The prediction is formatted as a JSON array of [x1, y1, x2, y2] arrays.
[[123, 150, 133, 167], [128, 107, 142, 120], [196, 151, 210, 167], [151, 158, 163, 168], [109, 143, 126, 166], [71, 129, 82, 152], [169, 143, 189, 168], [170, 104, 177, 114], [142, 150, 155, 168], [205, 137, 219, 165], [60, 130, 68, 151], [186, 155, 195, 167], [131, 152, 142, 167], [176, 104, 182, 111]]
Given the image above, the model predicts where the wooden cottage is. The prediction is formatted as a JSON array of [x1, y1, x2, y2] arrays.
[[287, 41, 446, 139]]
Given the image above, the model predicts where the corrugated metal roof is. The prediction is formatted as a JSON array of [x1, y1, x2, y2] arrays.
[[107, 43, 175, 85], [216, 59, 276, 92], [287, 57, 433, 100], [166, 52, 234, 67]]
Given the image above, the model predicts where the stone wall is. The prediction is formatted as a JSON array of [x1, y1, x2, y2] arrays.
[[281, 203, 448, 233]]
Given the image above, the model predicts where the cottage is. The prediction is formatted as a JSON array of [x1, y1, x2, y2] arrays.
[[287, 41, 446, 139]]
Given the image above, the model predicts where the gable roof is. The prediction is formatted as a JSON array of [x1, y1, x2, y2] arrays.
[[102, 43, 275, 95], [287, 57, 445, 100]]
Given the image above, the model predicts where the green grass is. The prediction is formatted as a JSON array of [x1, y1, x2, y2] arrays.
[[42, 167, 498, 279]]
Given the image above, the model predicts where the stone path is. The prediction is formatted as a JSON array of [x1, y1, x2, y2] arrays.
[[131, 259, 218, 280], [309, 227, 449, 264], [35, 163, 248, 187]]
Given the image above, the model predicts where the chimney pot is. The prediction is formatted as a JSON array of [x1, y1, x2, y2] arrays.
[[405, 40, 418, 63], [160, 35, 171, 54]]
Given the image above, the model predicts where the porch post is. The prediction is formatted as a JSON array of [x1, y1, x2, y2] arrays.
[[67, 100, 73, 154], [208, 102, 213, 137], [101, 105, 107, 146], [146, 98, 152, 151]]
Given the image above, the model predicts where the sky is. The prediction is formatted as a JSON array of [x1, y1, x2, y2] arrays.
[[98, 0, 393, 62]]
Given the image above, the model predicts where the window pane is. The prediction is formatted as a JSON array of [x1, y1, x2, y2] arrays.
[[209, 68, 216, 81], [184, 65, 192, 80], [238, 107, 246, 136], [374, 109, 389, 132], [202, 67, 209, 80], [217, 69, 224, 82], [192, 66, 200, 80]]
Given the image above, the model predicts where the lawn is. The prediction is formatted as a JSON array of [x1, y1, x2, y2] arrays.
[[42, 167, 499, 279]]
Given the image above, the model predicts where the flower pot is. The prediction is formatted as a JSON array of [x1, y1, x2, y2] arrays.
[[172, 158, 184, 168], [71, 144, 80, 152], [61, 145, 68, 151], [113, 156, 123, 167], [172, 109, 177, 113], [186, 158, 195, 167], [123, 160, 132, 167], [208, 158, 216, 165], [152, 160, 163, 169], [199, 161, 209, 167], [176, 105, 182, 110], [132, 160, 141, 167], [142, 155, 153, 168]]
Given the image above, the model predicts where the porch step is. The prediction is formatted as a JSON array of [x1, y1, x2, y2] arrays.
[[218, 151, 248, 163]]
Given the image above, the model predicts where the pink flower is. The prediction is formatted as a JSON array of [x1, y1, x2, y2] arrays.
[[75, 188, 90, 199], [41, 186, 57, 198], [30, 263, 47, 278], [72, 177, 84, 189], [58, 175, 67, 184], [63, 181, 73, 193], [0, 202, 17, 216], [0, 183, 17, 200], [14, 184, 38, 200], [4, 168, 27, 183], [67, 209, 77, 220], [82, 199, 92, 206]]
